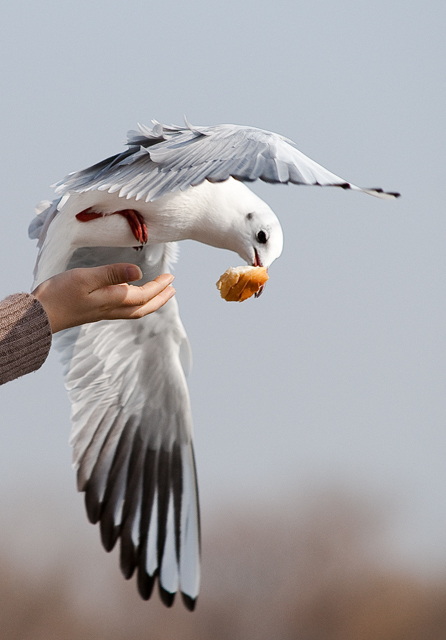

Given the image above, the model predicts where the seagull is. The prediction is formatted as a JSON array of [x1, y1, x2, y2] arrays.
[[29, 120, 399, 610]]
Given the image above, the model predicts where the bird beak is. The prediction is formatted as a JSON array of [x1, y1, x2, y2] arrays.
[[253, 249, 263, 267], [253, 249, 266, 298]]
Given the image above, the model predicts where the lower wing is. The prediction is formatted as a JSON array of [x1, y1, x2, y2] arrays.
[[53, 243, 200, 610]]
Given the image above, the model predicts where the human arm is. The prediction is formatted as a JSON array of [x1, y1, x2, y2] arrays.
[[0, 263, 175, 385], [0, 292, 52, 385]]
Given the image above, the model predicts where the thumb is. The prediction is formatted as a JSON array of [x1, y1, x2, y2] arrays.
[[86, 263, 143, 291]]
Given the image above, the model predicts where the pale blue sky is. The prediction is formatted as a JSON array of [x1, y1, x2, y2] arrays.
[[0, 0, 444, 576]]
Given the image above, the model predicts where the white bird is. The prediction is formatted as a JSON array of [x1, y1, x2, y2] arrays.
[[29, 120, 399, 610]]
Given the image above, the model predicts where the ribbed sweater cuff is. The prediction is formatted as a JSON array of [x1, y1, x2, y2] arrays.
[[0, 293, 52, 385]]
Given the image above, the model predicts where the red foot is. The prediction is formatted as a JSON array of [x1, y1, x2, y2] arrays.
[[76, 208, 148, 244], [118, 209, 148, 244]]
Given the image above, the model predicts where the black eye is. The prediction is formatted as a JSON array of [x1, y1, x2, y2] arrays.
[[256, 230, 268, 244]]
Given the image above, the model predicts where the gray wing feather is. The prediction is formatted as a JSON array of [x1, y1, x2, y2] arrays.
[[53, 120, 400, 202], [53, 244, 200, 610]]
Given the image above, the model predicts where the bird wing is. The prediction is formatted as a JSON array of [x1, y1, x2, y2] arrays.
[[53, 119, 400, 203], [53, 244, 200, 610]]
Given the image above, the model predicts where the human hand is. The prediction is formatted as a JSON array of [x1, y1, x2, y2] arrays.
[[32, 264, 175, 333]]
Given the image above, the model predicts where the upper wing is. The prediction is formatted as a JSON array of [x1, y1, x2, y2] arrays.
[[53, 120, 400, 203], [53, 244, 200, 610]]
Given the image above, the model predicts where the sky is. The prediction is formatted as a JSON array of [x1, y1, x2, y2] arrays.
[[0, 0, 445, 581]]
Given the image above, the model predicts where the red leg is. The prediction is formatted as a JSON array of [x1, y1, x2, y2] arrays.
[[76, 208, 148, 245], [75, 208, 104, 222]]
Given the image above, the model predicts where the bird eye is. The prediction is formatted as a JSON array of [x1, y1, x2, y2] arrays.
[[256, 230, 268, 244]]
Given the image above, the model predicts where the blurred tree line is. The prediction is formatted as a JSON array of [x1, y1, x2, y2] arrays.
[[1, 491, 446, 640]]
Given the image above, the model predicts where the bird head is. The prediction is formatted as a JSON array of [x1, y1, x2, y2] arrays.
[[218, 179, 283, 270], [199, 178, 283, 268], [187, 178, 284, 281], [242, 207, 283, 269]]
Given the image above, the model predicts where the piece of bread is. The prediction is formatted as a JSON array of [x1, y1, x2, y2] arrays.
[[216, 266, 269, 302]]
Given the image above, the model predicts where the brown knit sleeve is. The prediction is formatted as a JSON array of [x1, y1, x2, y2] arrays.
[[0, 293, 52, 385]]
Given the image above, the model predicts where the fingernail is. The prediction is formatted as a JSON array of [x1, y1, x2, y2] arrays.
[[126, 266, 142, 281]]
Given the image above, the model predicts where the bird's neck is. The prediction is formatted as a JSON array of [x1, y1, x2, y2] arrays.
[[174, 181, 241, 253]]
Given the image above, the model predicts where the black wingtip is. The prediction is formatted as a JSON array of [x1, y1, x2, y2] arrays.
[[159, 584, 176, 608], [335, 183, 401, 199], [100, 521, 120, 552], [181, 593, 197, 611], [137, 568, 155, 601], [84, 489, 101, 524], [119, 541, 136, 580], [370, 187, 401, 198]]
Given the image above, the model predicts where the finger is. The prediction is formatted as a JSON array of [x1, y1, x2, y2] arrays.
[[85, 263, 143, 292], [119, 274, 175, 307], [108, 285, 176, 319], [99, 273, 174, 308]]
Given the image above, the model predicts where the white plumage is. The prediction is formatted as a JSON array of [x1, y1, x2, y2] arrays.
[[30, 120, 399, 610]]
